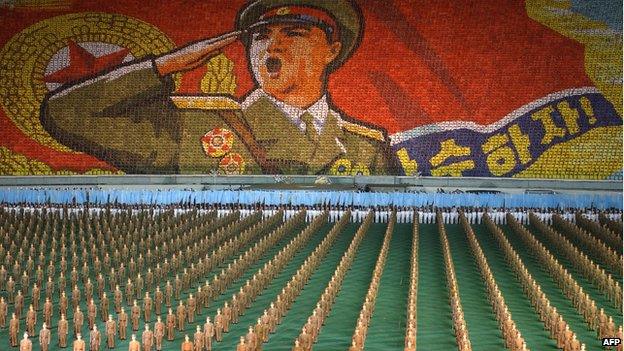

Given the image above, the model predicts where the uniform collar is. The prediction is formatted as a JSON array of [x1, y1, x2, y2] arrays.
[[242, 89, 331, 133]]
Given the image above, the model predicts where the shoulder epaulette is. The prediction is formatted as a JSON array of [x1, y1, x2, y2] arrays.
[[342, 121, 385, 142], [170, 95, 241, 110]]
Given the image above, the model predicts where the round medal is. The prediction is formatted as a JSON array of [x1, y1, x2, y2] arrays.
[[201, 128, 234, 158]]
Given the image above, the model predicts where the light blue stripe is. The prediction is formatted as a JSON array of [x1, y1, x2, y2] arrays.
[[0, 189, 620, 209]]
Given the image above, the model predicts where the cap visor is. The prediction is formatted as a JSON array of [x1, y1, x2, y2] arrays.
[[246, 18, 326, 32]]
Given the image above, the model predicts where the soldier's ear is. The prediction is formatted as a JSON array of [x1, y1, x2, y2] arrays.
[[325, 41, 341, 65]]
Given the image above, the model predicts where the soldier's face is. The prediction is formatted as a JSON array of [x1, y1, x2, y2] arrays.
[[249, 23, 340, 102]]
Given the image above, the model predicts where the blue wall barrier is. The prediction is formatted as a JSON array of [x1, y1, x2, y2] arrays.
[[0, 189, 621, 210]]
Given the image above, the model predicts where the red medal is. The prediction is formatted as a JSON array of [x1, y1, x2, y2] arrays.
[[219, 153, 245, 175], [201, 128, 234, 158]]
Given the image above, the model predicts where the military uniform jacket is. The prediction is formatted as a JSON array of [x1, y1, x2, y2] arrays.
[[42, 58, 393, 175]]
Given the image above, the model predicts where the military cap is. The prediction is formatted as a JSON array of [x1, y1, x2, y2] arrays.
[[236, 0, 362, 68]]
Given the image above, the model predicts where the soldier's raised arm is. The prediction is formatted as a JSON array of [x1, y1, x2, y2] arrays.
[[40, 31, 241, 174]]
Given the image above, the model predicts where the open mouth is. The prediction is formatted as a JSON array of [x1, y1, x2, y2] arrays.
[[265, 57, 282, 78]]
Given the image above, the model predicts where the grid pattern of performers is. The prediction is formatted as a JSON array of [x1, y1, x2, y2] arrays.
[[0, 203, 620, 351]]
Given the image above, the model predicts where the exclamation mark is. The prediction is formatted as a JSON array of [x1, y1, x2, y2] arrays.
[[580, 97, 597, 124]]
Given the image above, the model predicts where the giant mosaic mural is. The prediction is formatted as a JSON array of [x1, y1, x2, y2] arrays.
[[0, 0, 621, 178]]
